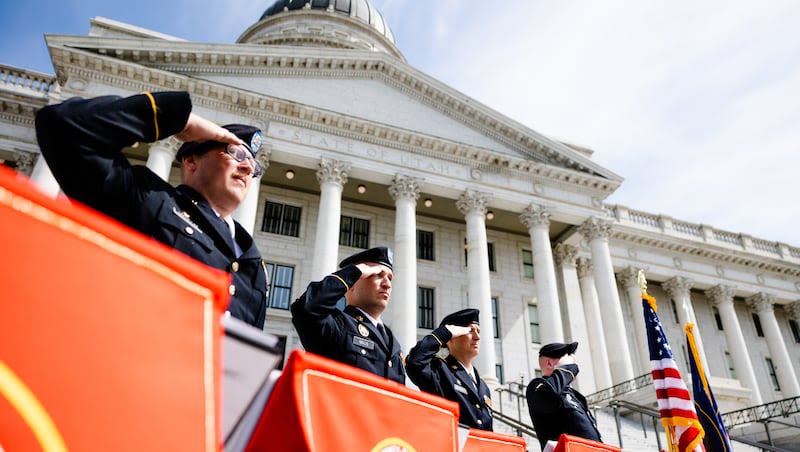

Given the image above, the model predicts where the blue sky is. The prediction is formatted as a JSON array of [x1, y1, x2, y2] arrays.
[[2, 0, 798, 245]]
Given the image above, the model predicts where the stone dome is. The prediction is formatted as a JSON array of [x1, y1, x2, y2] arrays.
[[238, 0, 403, 60]]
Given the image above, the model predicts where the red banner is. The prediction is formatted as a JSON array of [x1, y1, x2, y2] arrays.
[[0, 167, 229, 451]]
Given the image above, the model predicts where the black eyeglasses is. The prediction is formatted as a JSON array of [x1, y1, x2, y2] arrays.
[[224, 143, 264, 178]]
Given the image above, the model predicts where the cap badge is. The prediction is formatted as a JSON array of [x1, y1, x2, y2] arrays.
[[249, 130, 263, 155]]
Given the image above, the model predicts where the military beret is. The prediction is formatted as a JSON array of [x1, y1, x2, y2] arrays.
[[439, 308, 480, 327], [539, 341, 578, 358], [338, 246, 393, 270], [175, 124, 263, 161]]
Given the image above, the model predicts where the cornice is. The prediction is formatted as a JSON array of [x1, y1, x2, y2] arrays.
[[44, 35, 622, 185], [47, 44, 618, 199], [608, 226, 800, 278]]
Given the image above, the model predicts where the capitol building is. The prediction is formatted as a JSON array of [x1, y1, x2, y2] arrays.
[[2, 1, 798, 449]]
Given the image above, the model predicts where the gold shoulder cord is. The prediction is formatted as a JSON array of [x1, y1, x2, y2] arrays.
[[142, 92, 159, 141]]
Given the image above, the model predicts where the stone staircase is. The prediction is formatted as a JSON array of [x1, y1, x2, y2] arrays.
[[492, 403, 762, 451]]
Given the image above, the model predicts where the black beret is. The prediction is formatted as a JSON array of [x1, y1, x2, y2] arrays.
[[439, 308, 480, 327], [175, 124, 263, 161], [338, 246, 393, 270], [539, 342, 578, 358]]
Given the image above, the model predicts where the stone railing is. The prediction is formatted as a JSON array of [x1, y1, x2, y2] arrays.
[[607, 204, 799, 263], [0, 64, 57, 97]]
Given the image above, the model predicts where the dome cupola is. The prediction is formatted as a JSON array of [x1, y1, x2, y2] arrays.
[[239, 0, 403, 60]]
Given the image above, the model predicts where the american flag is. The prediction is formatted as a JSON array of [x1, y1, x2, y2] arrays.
[[643, 293, 705, 452]]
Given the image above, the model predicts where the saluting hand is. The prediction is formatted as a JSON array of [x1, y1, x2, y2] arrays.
[[175, 113, 244, 145], [445, 325, 472, 337], [558, 354, 577, 366]]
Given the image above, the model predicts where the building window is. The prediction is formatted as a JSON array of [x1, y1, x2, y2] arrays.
[[766, 358, 780, 391], [528, 304, 540, 344], [752, 313, 764, 337], [275, 335, 287, 370], [670, 299, 680, 324], [789, 319, 800, 343], [261, 201, 301, 237], [522, 249, 534, 278], [265, 263, 294, 310], [417, 287, 435, 329], [463, 239, 496, 271], [495, 364, 504, 384], [724, 351, 737, 379], [491, 297, 500, 339], [339, 215, 370, 248], [417, 230, 435, 261], [713, 307, 723, 330]]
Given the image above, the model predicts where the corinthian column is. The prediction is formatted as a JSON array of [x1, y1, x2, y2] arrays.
[[520, 204, 564, 343], [663, 276, 708, 369], [145, 136, 181, 181], [311, 158, 350, 280], [706, 285, 762, 404], [555, 244, 594, 393], [746, 293, 800, 397], [617, 267, 652, 374], [456, 189, 497, 384], [577, 258, 613, 390], [577, 217, 633, 383], [233, 149, 271, 235], [388, 175, 421, 353]]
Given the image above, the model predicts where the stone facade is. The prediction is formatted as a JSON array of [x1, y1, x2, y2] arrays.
[[2, 11, 800, 423]]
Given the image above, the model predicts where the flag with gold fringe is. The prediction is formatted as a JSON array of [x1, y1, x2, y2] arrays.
[[642, 288, 705, 452], [686, 323, 732, 452]]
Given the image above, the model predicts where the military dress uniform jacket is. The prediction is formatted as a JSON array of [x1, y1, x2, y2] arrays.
[[35, 92, 268, 328], [290, 265, 406, 384], [406, 325, 493, 430], [526, 364, 601, 449]]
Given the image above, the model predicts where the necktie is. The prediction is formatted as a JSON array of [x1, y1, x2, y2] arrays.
[[377, 323, 390, 344]]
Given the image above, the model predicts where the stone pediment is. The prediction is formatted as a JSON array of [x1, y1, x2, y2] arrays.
[[44, 21, 623, 197]]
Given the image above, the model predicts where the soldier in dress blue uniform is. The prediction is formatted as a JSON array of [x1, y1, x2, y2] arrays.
[[291, 247, 405, 384], [35, 91, 269, 328], [405, 308, 493, 430], [526, 342, 602, 450]]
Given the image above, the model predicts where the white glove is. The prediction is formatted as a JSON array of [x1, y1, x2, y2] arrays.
[[445, 325, 472, 338]]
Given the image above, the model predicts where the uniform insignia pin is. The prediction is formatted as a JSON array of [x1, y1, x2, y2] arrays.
[[358, 323, 369, 337]]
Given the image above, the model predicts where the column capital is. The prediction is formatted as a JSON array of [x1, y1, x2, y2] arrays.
[[316, 158, 350, 186], [705, 285, 737, 308], [577, 216, 612, 241], [746, 292, 777, 314], [553, 243, 578, 267], [255, 143, 273, 174], [662, 276, 693, 299], [786, 301, 800, 321], [616, 266, 641, 290], [519, 204, 551, 229], [153, 136, 182, 153], [576, 257, 593, 279], [456, 189, 489, 216], [388, 174, 422, 203], [14, 151, 37, 177]]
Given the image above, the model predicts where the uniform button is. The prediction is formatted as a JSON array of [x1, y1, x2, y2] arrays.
[[231, 261, 239, 272], [388, 361, 393, 368], [184, 226, 194, 235], [475, 404, 480, 409], [360, 349, 366, 355], [476, 420, 482, 425], [229, 284, 236, 296]]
